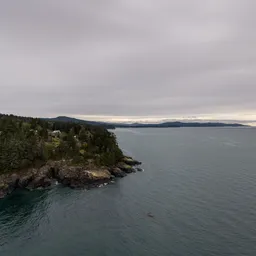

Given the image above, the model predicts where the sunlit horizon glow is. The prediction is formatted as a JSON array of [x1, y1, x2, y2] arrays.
[[69, 113, 256, 126]]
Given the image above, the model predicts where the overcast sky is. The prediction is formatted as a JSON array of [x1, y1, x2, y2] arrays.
[[0, 0, 256, 122]]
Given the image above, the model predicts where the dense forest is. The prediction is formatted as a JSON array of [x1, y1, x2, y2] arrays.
[[0, 114, 123, 174]]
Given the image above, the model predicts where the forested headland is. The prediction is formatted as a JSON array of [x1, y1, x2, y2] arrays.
[[0, 113, 142, 198], [0, 113, 123, 174]]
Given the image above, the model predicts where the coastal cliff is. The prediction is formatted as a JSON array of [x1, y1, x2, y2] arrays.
[[0, 157, 142, 198], [0, 114, 141, 199]]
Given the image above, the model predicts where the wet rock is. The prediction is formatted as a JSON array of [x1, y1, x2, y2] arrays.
[[0, 174, 19, 198], [7, 174, 19, 189], [109, 167, 127, 178], [43, 178, 52, 187], [18, 174, 34, 188], [0, 183, 9, 198], [57, 166, 111, 188], [0, 190, 7, 199], [123, 157, 142, 166], [0, 156, 142, 198], [117, 162, 136, 173], [27, 176, 52, 189]]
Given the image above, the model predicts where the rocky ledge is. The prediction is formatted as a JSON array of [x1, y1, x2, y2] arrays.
[[0, 157, 142, 199]]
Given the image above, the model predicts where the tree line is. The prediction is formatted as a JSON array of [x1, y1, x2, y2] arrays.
[[0, 114, 123, 173]]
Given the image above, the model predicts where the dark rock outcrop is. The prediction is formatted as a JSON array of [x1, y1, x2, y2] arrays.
[[0, 157, 142, 199], [18, 174, 34, 188], [0, 173, 19, 198], [27, 176, 52, 190], [109, 167, 127, 178], [56, 165, 111, 188], [0, 183, 9, 199], [117, 162, 136, 173], [122, 157, 142, 166]]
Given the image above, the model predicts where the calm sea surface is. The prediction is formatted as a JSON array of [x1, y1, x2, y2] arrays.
[[1, 128, 256, 256]]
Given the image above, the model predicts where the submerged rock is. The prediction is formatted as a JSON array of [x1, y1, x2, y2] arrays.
[[147, 212, 155, 218]]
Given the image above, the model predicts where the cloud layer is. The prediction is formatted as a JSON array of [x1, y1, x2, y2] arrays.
[[1, 0, 255, 120]]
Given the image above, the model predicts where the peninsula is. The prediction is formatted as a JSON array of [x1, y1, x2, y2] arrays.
[[0, 114, 141, 199]]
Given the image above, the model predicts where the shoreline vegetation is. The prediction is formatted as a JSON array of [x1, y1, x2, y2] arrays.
[[0, 113, 141, 199]]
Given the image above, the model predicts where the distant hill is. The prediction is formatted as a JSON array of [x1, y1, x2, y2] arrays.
[[44, 116, 246, 128], [44, 116, 115, 129], [113, 121, 246, 128]]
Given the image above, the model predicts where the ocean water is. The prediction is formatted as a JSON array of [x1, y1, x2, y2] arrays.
[[1, 128, 256, 256]]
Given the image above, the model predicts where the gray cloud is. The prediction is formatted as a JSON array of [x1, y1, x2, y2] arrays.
[[0, 0, 256, 120]]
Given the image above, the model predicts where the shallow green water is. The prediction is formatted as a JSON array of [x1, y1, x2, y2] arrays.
[[1, 128, 256, 256]]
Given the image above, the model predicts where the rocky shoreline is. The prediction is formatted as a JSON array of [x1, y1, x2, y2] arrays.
[[0, 157, 142, 199]]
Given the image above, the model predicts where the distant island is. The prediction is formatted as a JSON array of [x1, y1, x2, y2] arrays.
[[0, 114, 141, 199], [113, 121, 246, 128], [45, 116, 246, 128]]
